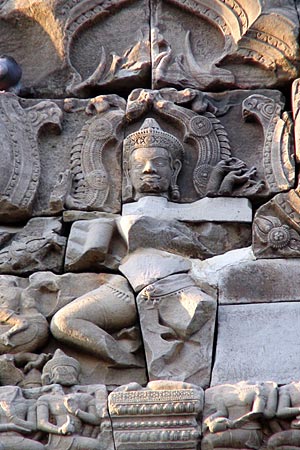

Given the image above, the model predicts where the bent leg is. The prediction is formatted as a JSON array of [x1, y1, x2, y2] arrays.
[[268, 430, 300, 449], [51, 283, 140, 366]]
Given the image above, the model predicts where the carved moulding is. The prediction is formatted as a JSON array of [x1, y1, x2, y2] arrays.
[[109, 380, 203, 450], [0, 93, 62, 222], [152, 0, 299, 90], [253, 189, 300, 258], [63, 0, 151, 96], [242, 93, 294, 195], [65, 95, 125, 213]]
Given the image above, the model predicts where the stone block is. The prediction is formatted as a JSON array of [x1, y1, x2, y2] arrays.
[[137, 274, 216, 387], [212, 302, 300, 385], [0, 217, 66, 275], [65, 218, 126, 272], [119, 249, 191, 292], [122, 197, 253, 222], [219, 259, 300, 305]]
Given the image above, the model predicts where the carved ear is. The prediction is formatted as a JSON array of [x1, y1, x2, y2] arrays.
[[41, 372, 51, 385], [172, 159, 182, 182]]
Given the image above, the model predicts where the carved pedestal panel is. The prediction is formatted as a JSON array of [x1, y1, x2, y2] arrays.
[[109, 381, 203, 450]]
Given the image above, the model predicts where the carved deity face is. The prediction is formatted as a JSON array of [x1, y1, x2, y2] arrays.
[[49, 366, 79, 386], [129, 147, 175, 199]]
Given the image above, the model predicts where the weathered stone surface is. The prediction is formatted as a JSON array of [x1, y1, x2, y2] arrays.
[[0, 278, 49, 354], [268, 382, 300, 450], [109, 380, 203, 450], [0, 217, 66, 275], [219, 259, 300, 305], [63, 210, 119, 222], [118, 215, 214, 259], [0, 93, 62, 222], [124, 89, 271, 204], [202, 381, 277, 450], [16, 96, 124, 216], [118, 215, 251, 259], [195, 222, 252, 256], [65, 218, 126, 272], [119, 249, 191, 292], [152, 0, 299, 90], [27, 272, 120, 317], [293, 78, 300, 163], [212, 302, 300, 385], [65, 95, 124, 213], [191, 247, 254, 294], [38, 349, 114, 450], [137, 274, 216, 387], [122, 197, 253, 222], [50, 274, 144, 370], [0, 0, 150, 98], [0, 385, 46, 449], [124, 88, 293, 203], [253, 190, 300, 258]]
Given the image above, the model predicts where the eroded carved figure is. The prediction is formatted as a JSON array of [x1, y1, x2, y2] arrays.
[[50, 276, 142, 368], [202, 381, 277, 450], [38, 349, 105, 450], [268, 382, 300, 449], [0, 385, 44, 449], [0, 280, 49, 354]]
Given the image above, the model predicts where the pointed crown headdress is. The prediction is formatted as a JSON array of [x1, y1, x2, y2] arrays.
[[42, 349, 81, 375], [124, 118, 184, 162]]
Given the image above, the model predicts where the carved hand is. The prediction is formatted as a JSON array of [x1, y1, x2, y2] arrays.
[[0, 332, 13, 346], [58, 416, 75, 435]]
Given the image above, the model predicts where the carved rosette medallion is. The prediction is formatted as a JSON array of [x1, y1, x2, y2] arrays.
[[253, 190, 300, 258]]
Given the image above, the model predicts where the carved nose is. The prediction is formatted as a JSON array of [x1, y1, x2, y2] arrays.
[[143, 160, 156, 173]]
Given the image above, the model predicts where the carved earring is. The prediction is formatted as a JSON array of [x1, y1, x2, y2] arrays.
[[170, 184, 180, 201]]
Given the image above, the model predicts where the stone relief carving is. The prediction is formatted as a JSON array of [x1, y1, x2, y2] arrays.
[[109, 380, 203, 450], [50, 275, 143, 369], [0, 94, 62, 222], [253, 190, 300, 258], [0, 282, 49, 354], [63, 0, 150, 97], [0, 2, 299, 450], [136, 274, 216, 386], [202, 381, 277, 450], [0, 385, 45, 450], [152, 0, 299, 91], [268, 382, 300, 450], [65, 96, 125, 213], [0, 218, 66, 274], [242, 93, 294, 195], [123, 88, 262, 204], [292, 78, 300, 164]]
